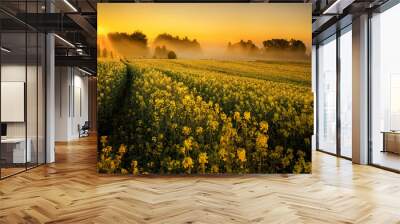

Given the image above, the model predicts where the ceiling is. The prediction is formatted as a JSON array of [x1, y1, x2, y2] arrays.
[[0, 0, 97, 73], [311, 0, 390, 44]]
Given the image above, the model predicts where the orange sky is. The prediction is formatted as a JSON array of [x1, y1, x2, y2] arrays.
[[98, 3, 311, 51]]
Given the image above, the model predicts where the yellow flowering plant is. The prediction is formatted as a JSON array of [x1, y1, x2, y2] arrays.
[[182, 157, 194, 174], [97, 59, 312, 174], [198, 152, 208, 174]]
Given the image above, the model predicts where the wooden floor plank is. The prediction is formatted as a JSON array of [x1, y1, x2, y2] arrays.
[[0, 135, 400, 223]]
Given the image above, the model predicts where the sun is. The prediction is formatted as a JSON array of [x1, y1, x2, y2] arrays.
[[98, 26, 108, 35]]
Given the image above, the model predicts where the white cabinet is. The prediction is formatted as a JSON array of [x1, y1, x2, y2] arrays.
[[1, 138, 32, 163]]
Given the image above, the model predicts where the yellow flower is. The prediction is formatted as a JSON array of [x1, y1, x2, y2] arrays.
[[209, 120, 219, 131], [196, 127, 203, 135], [260, 121, 269, 132], [233, 112, 241, 121], [110, 161, 116, 169], [182, 157, 194, 169], [211, 165, 219, 173], [237, 148, 246, 162], [121, 168, 128, 175], [100, 136, 107, 146], [133, 168, 139, 175], [183, 138, 193, 151], [219, 148, 227, 161], [198, 152, 208, 164], [171, 123, 178, 129], [118, 144, 127, 154], [131, 160, 139, 175], [244, 112, 251, 121], [182, 126, 191, 136], [102, 146, 112, 154], [220, 113, 227, 121], [97, 161, 103, 169], [256, 134, 268, 149]]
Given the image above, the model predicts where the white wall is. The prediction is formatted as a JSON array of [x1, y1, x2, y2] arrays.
[[55, 67, 89, 141], [55, 66, 70, 141], [1, 64, 26, 81], [72, 73, 89, 138]]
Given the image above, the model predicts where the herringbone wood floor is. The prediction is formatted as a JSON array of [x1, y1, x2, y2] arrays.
[[1, 135, 400, 224]]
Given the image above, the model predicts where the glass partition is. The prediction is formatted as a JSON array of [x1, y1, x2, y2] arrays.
[[339, 27, 352, 158], [1, 30, 28, 177], [0, 1, 46, 179], [317, 35, 337, 154], [371, 3, 400, 171]]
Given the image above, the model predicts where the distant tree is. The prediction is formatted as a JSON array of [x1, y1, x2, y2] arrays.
[[289, 39, 306, 52], [110, 51, 114, 59], [246, 40, 258, 51], [154, 33, 201, 52], [130, 31, 148, 46], [97, 46, 101, 57], [227, 39, 259, 55], [107, 31, 150, 58], [108, 31, 148, 47], [262, 38, 306, 52], [262, 39, 290, 50], [154, 45, 169, 58], [167, 51, 177, 59]]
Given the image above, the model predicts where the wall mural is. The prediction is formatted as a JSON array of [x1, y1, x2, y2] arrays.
[[97, 3, 313, 174]]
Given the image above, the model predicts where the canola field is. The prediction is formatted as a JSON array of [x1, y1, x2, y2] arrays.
[[97, 59, 313, 174]]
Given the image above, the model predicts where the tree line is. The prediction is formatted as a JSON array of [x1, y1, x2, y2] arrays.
[[103, 31, 202, 59], [99, 31, 308, 59], [154, 33, 201, 52], [227, 39, 307, 53]]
